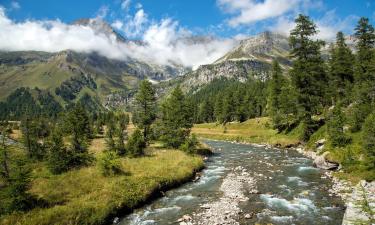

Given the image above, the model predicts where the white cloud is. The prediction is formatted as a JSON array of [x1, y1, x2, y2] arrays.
[[0, 7, 235, 69], [269, 11, 358, 41], [121, 0, 131, 11], [96, 5, 109, 19], [10, 1, 20, 10], [122, 8, 148, 38], [217, 0, 301, 27]]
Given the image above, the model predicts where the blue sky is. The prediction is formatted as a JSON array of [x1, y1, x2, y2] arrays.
[[2, 0, 375, 38], [0, 0, 374, 68]]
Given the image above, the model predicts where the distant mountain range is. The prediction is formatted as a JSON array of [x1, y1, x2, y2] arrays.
[[0, 18, 357, 108]]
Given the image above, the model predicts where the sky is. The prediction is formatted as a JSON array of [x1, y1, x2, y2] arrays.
[[0, 0, 374, 68]]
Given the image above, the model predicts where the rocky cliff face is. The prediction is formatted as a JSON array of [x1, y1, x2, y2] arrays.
[[176, 32, 287, 92], [180, 59, 270, 90]]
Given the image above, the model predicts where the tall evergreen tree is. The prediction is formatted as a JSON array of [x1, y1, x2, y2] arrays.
[[0, 122, 10, 180], [289, 14, 327, 141], [362, 112, 375, 170], [105, 119, 116, 151], [63, 104, 92, 166], [327, 105, 350, 147], [329, 32, 354, 103], [134, 80, 156, 144], [160, 86, 193, 148], [351, 17, 375, 131], [268, 60, 285, 131], [47, 128, 72, 174]]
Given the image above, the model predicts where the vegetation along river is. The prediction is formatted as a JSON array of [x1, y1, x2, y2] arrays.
[[120, 140, 345, 225]]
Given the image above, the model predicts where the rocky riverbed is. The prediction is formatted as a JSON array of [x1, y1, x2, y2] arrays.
[[121, 140, 345, 225]]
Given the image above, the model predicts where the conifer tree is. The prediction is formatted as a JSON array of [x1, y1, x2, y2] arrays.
[[105, 119, 116, 151], [268, 60, 285, 131], [47, 128, 72, 174], [126, 129, 145, 157], [116, 114, 129, 155], [327, 105, 350, 147], [329, 32, 354, 103], [362, 112, 375, 170], [134, 80, 156, 144], [351, 17, 375, 131], [63, 104, 92, 166], [289, 14, 327, 141], [160, 86, 193, 148], [0, 122, 10, 180]]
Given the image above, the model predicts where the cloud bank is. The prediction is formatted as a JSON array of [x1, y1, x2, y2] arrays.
[[0, 6, 236, 69]]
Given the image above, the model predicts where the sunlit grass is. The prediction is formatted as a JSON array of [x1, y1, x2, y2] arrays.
[[192, 117, 300, 147], [0, 141, 204, 225]]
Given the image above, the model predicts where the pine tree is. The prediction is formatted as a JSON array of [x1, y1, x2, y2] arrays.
[[362, 112, 375, 170], [289, 14, 327, 141], [134, 80, 156, 144], [126, 129, 146, 157], [0, 122, 10, 180], [214, 94, 224, 123], [351, 17, 375, 131], [20, 116, 44, 160], [105, 119, 116, 151], [3, 159, 35, 213], [63, 104, 92, 166], [327, 105, 351, 147], [47, 128, 72, 174], [160, 86, 193, 148], [268, 60, 285, 131], [329, 32, 354, 103], [116, 114, 129, 155]]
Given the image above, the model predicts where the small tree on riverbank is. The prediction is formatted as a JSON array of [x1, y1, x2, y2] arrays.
[[159, 86, 193, 148]]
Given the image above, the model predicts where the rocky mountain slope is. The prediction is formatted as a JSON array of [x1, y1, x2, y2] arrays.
[[0, 18, 189, 107], [175, 32, 289, 92]]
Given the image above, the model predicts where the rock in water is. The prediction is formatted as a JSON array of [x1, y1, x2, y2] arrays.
[[313, 152, 339, 170]]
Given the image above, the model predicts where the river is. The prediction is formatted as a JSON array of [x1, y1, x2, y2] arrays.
[[120, 140, 345, 225]]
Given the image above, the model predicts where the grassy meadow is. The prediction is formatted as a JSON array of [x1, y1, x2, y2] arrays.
[[192, 117, 374, 182], [0, 134, 204, 225]]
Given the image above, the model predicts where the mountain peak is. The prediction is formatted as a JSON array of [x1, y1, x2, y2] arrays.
[[72, 18, 127, 43]]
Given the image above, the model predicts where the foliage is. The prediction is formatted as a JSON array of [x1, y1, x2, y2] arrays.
[[97, 151, 122, 176], [327, 105, 351, 147], [46, 128, 73, 174], [126, 129, 146, 157], [160, 86, 193, 148], [179, 134, 199, 154], [55, 74, 97, 101], [133, 80, 156, 144], [362, 112, 375, 170], [289, 14, 328, 141], [0, 158, 35, 215]]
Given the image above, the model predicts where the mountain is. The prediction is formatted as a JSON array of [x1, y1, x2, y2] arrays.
[[0, 19, 190, 108], [174, 31, 290, 92]]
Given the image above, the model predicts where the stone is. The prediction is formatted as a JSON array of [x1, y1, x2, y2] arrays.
[[315, 139, 326, 147], [313, 152, 339, 170], [113, 217, 120, 224], [244, 213, 253, 219]]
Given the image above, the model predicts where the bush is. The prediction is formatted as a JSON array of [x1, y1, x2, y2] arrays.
[[180, 134, 198, 154], [97, 151, 122, 176], [126, 129, 146, 157], [327, 105, 351, 147], [362, 112, 375, 170], [0, 159, 36, 214]]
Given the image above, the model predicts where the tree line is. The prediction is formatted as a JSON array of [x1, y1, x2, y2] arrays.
[[0, 78, 196, 215]]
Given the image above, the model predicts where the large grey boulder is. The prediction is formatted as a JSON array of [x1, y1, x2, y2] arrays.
[[313, 151, 339, 170]]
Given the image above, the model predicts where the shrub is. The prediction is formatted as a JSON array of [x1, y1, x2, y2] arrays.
[[180, 134, 198, 154], [97, 151, 122, 176], [126, 129, 146, 157]]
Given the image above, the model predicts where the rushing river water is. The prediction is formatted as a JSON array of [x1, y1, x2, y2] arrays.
[[121, 140, 345, 225]]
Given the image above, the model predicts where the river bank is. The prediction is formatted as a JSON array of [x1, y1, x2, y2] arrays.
[[122, 140, 346, 224], [0, 143, 204, 225], [192, 120, 375, 225]]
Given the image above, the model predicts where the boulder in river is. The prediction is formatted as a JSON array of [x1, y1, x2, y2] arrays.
[[313, 152, 339, 170]]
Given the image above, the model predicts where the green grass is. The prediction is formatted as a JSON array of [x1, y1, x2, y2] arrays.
[[192, 117, 301, 147], [193, 117, 374, 182], [0, 142, 204, 225]]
